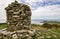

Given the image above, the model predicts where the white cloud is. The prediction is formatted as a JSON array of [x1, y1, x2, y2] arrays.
[[26, 0, 43, 3], [32, 5, 60, 19], [0, 0, 60, 23], [0, 0, 15, 23]]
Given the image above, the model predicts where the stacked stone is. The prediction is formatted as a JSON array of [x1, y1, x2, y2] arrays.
[[5, 1, 31, 31], [0, 29, 35, 39], [0, 1, 36, 39]]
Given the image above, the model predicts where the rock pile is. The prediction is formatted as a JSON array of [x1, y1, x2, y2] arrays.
[[5, 1, 31, 31], [0, 29, 36, 39], [35, 30, 59, 39], [0, 1, 36, 39]]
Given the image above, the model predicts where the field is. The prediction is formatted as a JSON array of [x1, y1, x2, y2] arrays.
[[0, 23, 60, 39], [46, 21, 60, 24]]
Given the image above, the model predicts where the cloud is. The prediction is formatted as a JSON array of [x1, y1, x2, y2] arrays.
[[0, 0, 15, 23], [32, 5, 60, 19], [26, 0, 43, 2], [0, 0, 60, 23], [19, 0, 60, 10]]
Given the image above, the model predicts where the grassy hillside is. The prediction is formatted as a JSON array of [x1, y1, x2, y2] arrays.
[[0, 23, 60, 39]]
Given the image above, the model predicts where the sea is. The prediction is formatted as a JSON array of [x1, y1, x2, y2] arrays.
[[0, 19, 60, 25], [31, 19, 44, 25]]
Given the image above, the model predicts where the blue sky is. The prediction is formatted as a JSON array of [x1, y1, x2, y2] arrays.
[[18, 0, 60, 20], [0, 0, 60, 23], [19, 0, 60, 10]]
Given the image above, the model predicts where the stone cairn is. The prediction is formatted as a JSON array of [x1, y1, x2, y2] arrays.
[[0, 1, 36, 39]]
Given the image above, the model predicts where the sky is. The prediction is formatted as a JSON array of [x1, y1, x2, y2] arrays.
[[0, 0, 60, 23]]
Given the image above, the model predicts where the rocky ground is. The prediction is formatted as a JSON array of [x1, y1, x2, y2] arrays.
[[0, 23, 60, 39], [32, 24, 60, 39]]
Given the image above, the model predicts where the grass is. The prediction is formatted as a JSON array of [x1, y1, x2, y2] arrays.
[[0, 23, 7, 29], [47, 21, 60, 24], [0, 23, 60, 39], [51, 29, 60, 39], [30, 24, 60, 39]]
